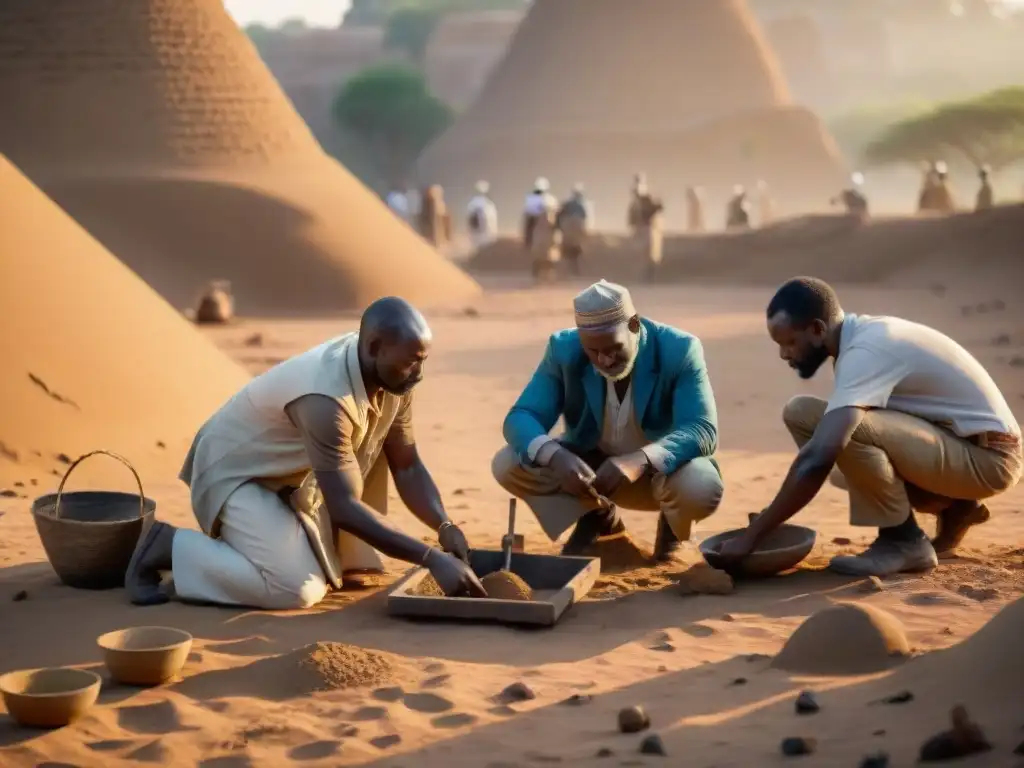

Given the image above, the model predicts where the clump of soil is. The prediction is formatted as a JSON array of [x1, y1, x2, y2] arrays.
[[580, 532, 653, 572], [412, 575, 446, 597], [481, 570, 533, 601], [678, 563, 734, 596], [285, 642, 394, 694], [412, 571, 534, 600]]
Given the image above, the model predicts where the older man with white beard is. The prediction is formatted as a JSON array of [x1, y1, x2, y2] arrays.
[[491, 280, 724, 561]]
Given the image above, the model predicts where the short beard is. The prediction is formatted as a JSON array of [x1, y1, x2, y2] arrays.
[[795, 346, 829, 380], [597, 339, 639, 383]]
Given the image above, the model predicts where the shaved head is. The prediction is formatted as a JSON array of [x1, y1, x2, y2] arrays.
[[358, 297, 432, 395]]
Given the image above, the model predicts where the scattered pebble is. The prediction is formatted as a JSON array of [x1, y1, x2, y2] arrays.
[[656, 665, 668, 673], [860, 752, 890, 768], [617, 706, 650, 734], [993, 333, 1011, 346], [781, 737, 817, 756], [860, 576, 885, 593], [882, 690, 914, 705], [831, 536, 852, 545], [13, 481, 23, 488], [595, 747, 613, 758], [0, 490, 16, 498], [919, 705, 991, 762], [561, 694, 591, 706], [243, 332, 265, 347], [156, 440, 166, 449], [728, 677, 747, 686], [638, 734, 666, 756], [1009, 356, 1024, 368], [462, 307, 480, 318], [795, 690, 820, 715], [55, 453, 71, 465], [498, 682, 536, 703], [650, 642, 675, 653], [873, 729, 887, 737], [12, 590, 28, 602]]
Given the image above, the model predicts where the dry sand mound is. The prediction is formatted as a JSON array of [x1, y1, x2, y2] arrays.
[[0, 0, 479, 315], [480, 570, 533, 601], [772, 603, 911, 675], [176, 642, 397, 701], [0, 154, 249, 481], [469, 205, 1024, 289], [418, 0, 845, 228]]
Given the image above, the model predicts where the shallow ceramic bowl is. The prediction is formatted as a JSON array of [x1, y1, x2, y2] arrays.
[[97, 626, 192, 686], [0, 667, 102, 728], [700, 524, 817, 578]]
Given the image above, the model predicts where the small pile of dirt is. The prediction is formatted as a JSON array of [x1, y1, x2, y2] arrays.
[[772, 603, 910, 675], [283, 642, 395, 694], [678, 563, 735, 596], [481, 571, 533, 601], [413, 575, 446, 597], [580, 532, 653, 572]]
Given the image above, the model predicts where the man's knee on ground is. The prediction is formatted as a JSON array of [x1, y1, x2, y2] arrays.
[[491, 445, 522, 490], [265, 573, 328, 610], [782, 395, 827, 432], [661, 458, 724, 520]]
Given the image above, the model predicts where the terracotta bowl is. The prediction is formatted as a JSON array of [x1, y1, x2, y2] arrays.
[[0, 667, 102, 728], [700, 524, 817, 578], [97, 626, 192, 686]]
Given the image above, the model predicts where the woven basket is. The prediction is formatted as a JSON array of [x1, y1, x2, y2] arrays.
[[32, 451, 156, 590]]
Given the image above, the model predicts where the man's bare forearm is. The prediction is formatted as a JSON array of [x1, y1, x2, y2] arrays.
[[391, 461, 449, 531], [315, 471, 433, 565]]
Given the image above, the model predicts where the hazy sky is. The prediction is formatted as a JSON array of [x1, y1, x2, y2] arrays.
[[224, 0, 351, 28], [223, 0, 1024, 28]]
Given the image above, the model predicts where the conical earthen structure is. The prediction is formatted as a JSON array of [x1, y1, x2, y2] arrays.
[[417, 0, 846, 229], [0, 0, 479, 314], [0, 154, 249, 480]]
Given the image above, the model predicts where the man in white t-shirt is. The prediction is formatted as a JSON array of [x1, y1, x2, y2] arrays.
[[718, 277, 1021, 577]]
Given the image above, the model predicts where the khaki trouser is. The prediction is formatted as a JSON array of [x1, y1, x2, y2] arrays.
[[172, 457, 389, 609], [783, 395, 1022, 528], [491, 445, 723, 542]]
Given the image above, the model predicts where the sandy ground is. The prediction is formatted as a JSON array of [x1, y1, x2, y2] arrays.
[[1, 280, 1021, 767]]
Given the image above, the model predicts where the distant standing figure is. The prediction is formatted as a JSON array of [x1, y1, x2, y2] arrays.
[[467, 180, 498, 250], [918, 161, 955, 214], [756, 179, 775, 226], [725, 185, 751, 230], [195, 280, 234, 325], [975, 166, 994, 211], [627, 173, 665, 281], [418, 184, 451, 248], [523, 177, 560, 282], [685, 186, 705, 233], [831, 172, 870, 218], [385, 183, 411, 223], [556, 183, 591, 276]]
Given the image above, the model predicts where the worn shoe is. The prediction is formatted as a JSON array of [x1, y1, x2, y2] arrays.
[[653, 514, 681, 562], [828, 534, 938, 577], [931, 501, 990, 555], [561, 508, 625, 556]]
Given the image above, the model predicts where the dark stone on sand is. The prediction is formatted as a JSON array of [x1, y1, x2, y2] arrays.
[[0, 489, 16, 498], [729, 677, 747, 686], [831, 536, 852, 545], [55, 453, 71, 465], [12, 590, 28, 602], [795, 690, 819, 715], [873, 729, 886, 737], [595, 747, 614, 758], [617, 706, 650, 734], [13, 481, 23, 487], [918, 705, 992, 762], [781, 737, 817, 756], [156, 440, 166, 449], [561, 694, 591, 706], [638, 734, 666, 756], [993, 334, 1011, 346], [859, 752, 890, 768], [882, 690, 913, 705], [1009, 356, 1024, 368], [498, 682, 536, 703]]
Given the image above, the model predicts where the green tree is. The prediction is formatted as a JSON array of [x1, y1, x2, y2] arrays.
[[863, 87, 1024, 172], [332, 64, 454, 182]]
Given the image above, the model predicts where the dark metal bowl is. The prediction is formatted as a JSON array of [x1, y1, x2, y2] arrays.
[[700, 524, 817, 579]]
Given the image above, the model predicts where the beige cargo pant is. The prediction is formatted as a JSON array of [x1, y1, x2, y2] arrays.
[[491, 446, 723, 542], [783, 395, 1022, 527]]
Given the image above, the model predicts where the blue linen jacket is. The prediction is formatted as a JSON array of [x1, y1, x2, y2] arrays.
[[502, 319, 719, 476]]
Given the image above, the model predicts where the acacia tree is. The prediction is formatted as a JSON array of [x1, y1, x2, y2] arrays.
[[332, 65, 454, 182], [863, 87, 1024, 172]]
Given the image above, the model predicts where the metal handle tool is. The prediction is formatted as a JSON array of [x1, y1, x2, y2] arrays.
[[501, 498, 517, 571]]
